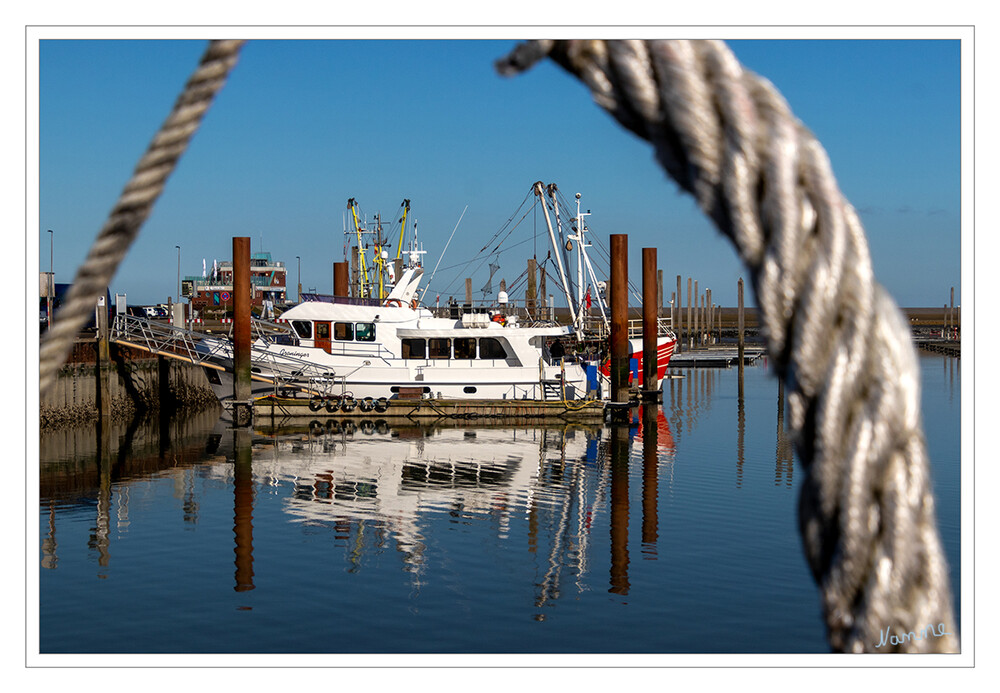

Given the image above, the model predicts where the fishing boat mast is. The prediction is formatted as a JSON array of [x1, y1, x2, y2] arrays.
[[533, 181, 579, 335]]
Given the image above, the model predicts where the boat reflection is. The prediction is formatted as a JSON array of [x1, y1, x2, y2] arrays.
[[39, 407, 684, 611]]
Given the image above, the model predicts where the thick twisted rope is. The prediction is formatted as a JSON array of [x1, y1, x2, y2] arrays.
[[499, 39, 958, 653], [38, 39, 246, 396]]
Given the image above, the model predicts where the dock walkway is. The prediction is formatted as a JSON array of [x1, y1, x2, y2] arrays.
[[668, 346, 766, 368]]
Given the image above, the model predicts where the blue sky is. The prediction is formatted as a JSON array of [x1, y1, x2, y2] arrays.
[[36, 36, 964, 309]]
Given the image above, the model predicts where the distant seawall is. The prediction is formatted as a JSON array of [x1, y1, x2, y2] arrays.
[[39, 341, 218, 428]]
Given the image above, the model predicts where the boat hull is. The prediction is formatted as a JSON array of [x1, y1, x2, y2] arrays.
[[598, 335, 677, 390]]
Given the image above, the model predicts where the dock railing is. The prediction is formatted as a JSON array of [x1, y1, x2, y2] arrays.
[[110, 313, 351, 398]]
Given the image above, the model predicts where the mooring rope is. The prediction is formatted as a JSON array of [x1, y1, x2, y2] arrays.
[[498, 39, 958, 653], [38, 39, 246, 397]]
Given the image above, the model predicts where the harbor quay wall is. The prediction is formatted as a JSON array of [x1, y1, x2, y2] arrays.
[[40, 341, 217, 429]]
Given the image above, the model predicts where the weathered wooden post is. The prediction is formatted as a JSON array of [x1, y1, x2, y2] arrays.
[[465, 277, 473, 311], [233, 236, 252, 426], [95, 296, 111, 421], [670, 291, 676, 341], [527, 258, 537, 319], [610, 235, 629, 413], [642, 247, 659, 400], [351, 246, 359, 297], [686, 277, 692, 349], [334, 261, 349, 299], [539, 266, 547, 316], [676, 275, 683, 353], [707, 288, 713, 344], [657, 269, 663, 319], [693, 279, 699, 348], [950, 286, 955, 340]]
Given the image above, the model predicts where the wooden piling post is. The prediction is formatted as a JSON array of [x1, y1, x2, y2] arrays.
[[687, 277, 692, 350], [610, 234, 629, 409], [465, 278, 472, 310], [670, 291, 676, 342], [539, 267, 547, 315], [950, 286, 955, 340], [95, 297, 111, 421], [657, 269, 663, 319], [707, 289, 713, 344], [527, 258, 537, 319], [642, 248, 659, 399], [233, 236, 252, 426], [676, 275, 682, 352], [693, 280, 699, 347], [334, 261, 349, 299], [351, 246, 359, 297]]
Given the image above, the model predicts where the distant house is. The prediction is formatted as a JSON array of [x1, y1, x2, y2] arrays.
[[185, 252, 287, 315]]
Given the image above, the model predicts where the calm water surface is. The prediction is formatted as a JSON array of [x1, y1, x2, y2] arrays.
[[37, 355, 961, 655]]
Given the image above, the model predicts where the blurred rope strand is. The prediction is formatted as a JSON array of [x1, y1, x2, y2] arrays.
[[498, 39, 958, 653], [39, 39, 246, 396]]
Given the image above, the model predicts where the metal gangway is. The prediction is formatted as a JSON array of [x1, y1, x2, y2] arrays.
[[110, 313, 348, 398]]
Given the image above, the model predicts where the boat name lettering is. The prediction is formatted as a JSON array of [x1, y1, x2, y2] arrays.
[[279, 349, 309, 359]]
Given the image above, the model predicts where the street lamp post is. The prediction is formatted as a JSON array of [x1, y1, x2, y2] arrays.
[[47, 229, 53, 330], [296, 256, 301, 303]]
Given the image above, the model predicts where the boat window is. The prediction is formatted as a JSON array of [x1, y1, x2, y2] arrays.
[[428, 338, 451, 359], [479, 337, 508, 359], [334, 322, 354, 340], [401, 338, 426, 359], [453, 337, 476, 360], [355, 322, 376, 342], [291, 320, 312, 339], [316, 322, 331, 340]]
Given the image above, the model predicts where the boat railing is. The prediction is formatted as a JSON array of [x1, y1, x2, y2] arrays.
[[627, 317, 675, 339], [110, 313, 351, 398]]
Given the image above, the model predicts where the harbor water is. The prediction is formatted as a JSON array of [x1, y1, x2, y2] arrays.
[[36, 353, 961, 656]]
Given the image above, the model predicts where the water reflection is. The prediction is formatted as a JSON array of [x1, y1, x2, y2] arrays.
[[37, 358, 958, 654], [39, 407, 686, 610], [666, 368, 795, 489]]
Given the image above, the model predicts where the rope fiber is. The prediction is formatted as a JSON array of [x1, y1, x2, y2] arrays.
[[498, 39, 958, 653], [39, 39, 246, 396]]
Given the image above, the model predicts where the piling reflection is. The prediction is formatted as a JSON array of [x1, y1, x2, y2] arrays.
[[775, 380, 794, 488], [39, 407, 225, 575], [640, 406, 659, 558], [233, 428, 255, 593], [608, 422, 631, 595], [39, 405, 683, 612]]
